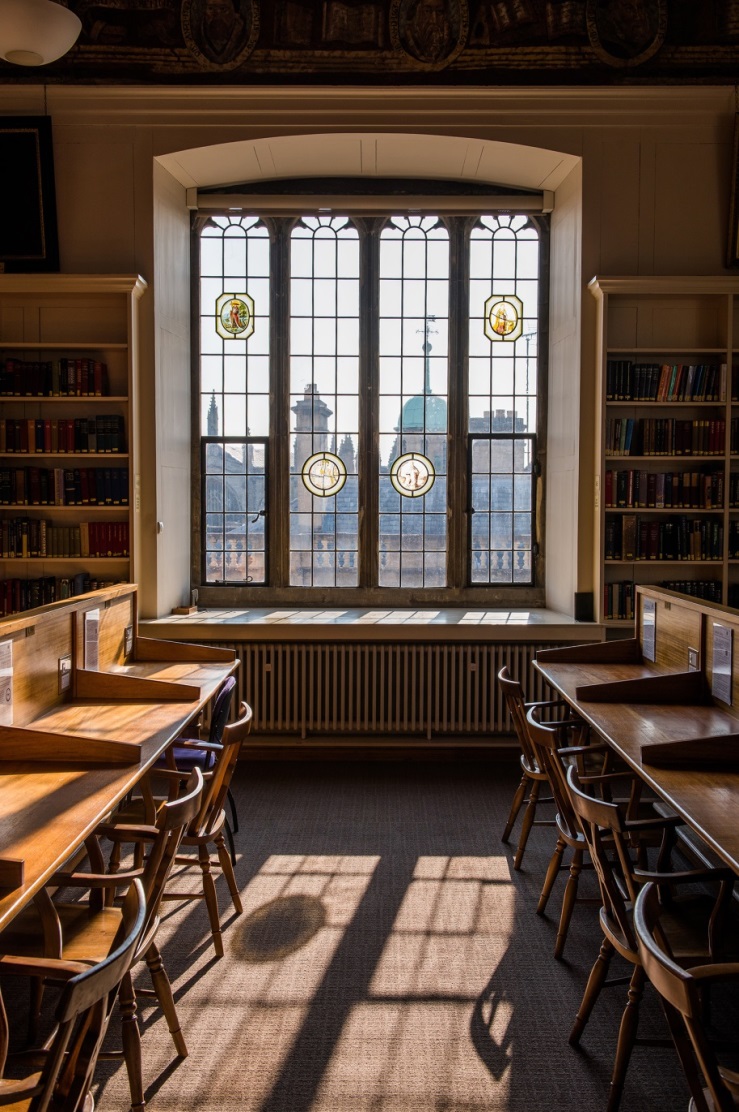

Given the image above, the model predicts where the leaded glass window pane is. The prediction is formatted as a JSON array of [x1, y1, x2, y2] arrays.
[[202, 438, 267, 584], [470, 434, 536, 585], [289, 217, 360, 587], [199, 216, 270, 442], [379, 216, 449, 588], [200, 215, 269, 585], [468, 215, 539, 584]]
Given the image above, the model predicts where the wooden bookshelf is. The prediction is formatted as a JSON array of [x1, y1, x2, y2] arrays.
[[0, 275, 146, 616], [590, 277, 739, 627]]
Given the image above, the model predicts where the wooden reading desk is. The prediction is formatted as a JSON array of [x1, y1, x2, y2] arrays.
[[0, 584, 237, 932], [534, 586, 739, 875]]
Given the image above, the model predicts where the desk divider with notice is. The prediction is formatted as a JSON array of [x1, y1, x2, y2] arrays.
[[536, 585, 739, 770], [0, 584, 237, 903]]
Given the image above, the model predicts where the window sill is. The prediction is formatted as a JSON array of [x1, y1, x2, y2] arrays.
[[141, 606, 604, 643]]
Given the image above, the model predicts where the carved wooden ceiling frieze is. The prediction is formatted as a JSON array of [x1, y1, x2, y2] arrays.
[[2, 0, 739, 84]]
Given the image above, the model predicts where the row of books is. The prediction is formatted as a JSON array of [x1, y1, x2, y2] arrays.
[[1, 519, 130, 559], [729, 473, 739, 507], [604, 469, 724, 510], [662, 579, 724, 602], [603, 578, 723, 621], [0, 574, 126, 617], [603, 579, 636, 621], [0, 416, 126, 454], [0, 357, 110, 397], [606, 418, 726, 456], [604, 515, 724, 562], [727, 521, 739, 557], [0, 467, 129, 507], [606, 360, 726, 402]]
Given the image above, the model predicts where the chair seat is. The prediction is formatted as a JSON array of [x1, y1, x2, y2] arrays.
[[2, 899, 125, 966], [0, 1062, 96, 1110], [600, 891, 731, 967], [155, 741, 216, 775]]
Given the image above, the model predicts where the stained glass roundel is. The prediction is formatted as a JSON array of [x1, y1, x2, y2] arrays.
[[215, 291, 255, 340], [484, 293, 523, 342], [390, 452, 435, 498], [301, 452, 347, 497]]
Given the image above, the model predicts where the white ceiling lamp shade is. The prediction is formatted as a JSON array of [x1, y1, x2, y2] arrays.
[[0, 0, 81, 66]]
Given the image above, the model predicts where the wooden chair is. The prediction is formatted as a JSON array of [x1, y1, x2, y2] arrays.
[[565, 763, 727, 1112], [525, 707, 614, 959], [157, 675, 240, 860], [497, 665, 587, 871], [0, 877, 145, 1112], [634, 876, 739, 1112], [158, 701, 253, 958], [2, 769, 204, 1112]]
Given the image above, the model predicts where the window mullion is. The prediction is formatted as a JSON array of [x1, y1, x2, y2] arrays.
[[270, 220, 290, 587], [447, 218, 470, 589], [359, 219, 380, 587]]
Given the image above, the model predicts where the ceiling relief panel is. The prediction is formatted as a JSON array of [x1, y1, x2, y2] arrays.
[[2, 0, 739, 83]]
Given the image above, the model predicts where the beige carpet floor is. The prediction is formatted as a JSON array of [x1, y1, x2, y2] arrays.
[[27, 759, 700, 1111]]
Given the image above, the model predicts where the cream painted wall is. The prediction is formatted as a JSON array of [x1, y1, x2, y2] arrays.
[[152, 161, 191, 616], [547, 160, 582, 616], [0, 85, 733, 616]]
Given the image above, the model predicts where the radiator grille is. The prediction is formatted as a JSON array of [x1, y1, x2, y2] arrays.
[[212, 640, 563, 740]]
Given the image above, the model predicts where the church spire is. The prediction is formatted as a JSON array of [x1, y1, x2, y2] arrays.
[[207, 390, 219, 435]]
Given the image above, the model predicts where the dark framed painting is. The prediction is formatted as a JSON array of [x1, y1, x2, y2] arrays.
[[0, 116, 60, 273]]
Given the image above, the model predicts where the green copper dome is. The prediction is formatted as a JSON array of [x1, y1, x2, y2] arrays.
[[399, 393, 447, 433]]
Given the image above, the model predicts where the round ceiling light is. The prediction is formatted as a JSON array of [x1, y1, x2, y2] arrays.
[[0, 0, 81, 66]]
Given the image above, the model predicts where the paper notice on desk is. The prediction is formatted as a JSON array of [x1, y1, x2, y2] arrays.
[[0, 640, 12, 726], [84, 609, 100, 672], [712, 623, 733, 705], [642, 598, 656, 662]]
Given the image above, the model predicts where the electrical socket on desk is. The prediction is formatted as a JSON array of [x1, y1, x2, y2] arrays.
[[124, 625, 133, 657], [688, 647, 700, 672], [58, 655, 72, 694]]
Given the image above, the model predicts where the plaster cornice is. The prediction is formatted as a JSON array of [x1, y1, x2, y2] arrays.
[[0, 84, 733, 130]]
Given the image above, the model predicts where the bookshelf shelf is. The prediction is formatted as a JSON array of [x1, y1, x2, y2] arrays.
[[591, 275, 739, 624], [605, 559, 724, 565], [604, 507, 721, 514], [0, 453, 129, 460], [1, 396, 129, 404], [0, 342, 128, 351], [605, 401, 723, 408], [0, 275, 145, 616], [1, 557, 129, 564], [0, 505, 128, 513], [605, 455, 725, 461], [607, 347, 727, 355]]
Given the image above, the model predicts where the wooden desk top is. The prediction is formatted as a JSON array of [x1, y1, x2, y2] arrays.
[[0, 658, 235, 932], [534, 659, 739, 875]]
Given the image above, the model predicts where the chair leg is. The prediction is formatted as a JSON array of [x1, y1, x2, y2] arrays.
[[607, 964, 646, 1112], [215, 832, 242, 915], [513, 779, 541, 870], [145, 941, 187, 1059], [199, 844, 224, 958], [660, 998, 711, 1112], [119, 969, 145, 1112], [537, 835, 565, 915], [570, 936, 614, 1046], [554, 846, 582, 959], [227, 787, 239, 835], [501, 772, 529, 844], [224, 818, 237, 867]]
